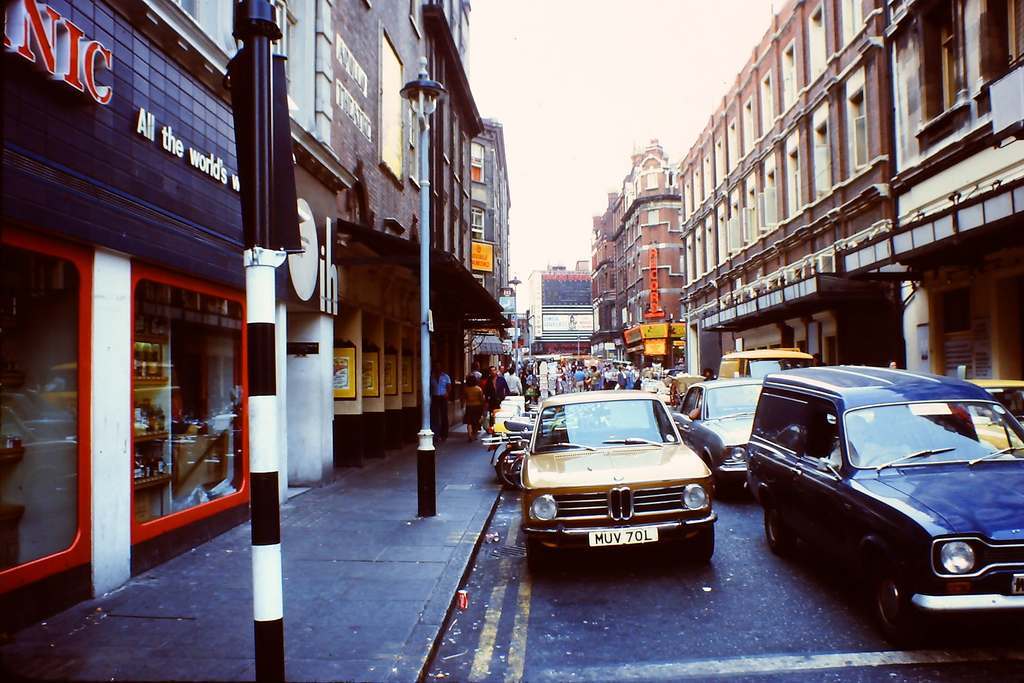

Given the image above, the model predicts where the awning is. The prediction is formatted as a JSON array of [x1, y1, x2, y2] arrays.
[[335, 220, 507, 329], [472, 334, 505, 355]]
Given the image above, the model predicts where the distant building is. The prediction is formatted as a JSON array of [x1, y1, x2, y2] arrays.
[[469, 119, 511, 298], [528, 265, 594, 355]]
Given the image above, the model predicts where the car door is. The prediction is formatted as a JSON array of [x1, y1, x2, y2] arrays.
[[678, 386, 703, 445], [747, 391, 806, 527], [787, 397, 852, 557]]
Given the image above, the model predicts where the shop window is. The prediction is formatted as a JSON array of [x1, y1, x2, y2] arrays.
[[132, 278, 244, 533], [1, 239, 88, 578]]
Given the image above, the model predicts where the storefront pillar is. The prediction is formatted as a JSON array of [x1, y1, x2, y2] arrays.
[[90, 249, 132, 596], [384, 323, 403, 450], [362, 314, 386, 459], [333, 307, 363, 467], [286, 312, 334, 485]]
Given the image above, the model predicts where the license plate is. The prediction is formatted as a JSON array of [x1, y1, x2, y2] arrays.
[[588, 527, 659, 547], [1012, 574, 1024, 595]]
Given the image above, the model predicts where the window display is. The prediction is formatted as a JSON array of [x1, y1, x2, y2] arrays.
[[133, 279, 244, 526], [0, 246, 81, 570]]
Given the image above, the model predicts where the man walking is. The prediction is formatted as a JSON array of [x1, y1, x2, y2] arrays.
[[430, 362, 451, 441], [504, 366, 522, 396]]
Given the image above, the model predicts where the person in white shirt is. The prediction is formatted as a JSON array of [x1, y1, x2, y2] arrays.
[[504, 368, 522, 395]]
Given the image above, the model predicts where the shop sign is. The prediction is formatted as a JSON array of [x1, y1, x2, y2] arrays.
[[542, 313, 593, 332], [644, 339, 667, 356], [471, 241, 493, 272], [669, 323, 686, 338], [4, 0, 113, 104], [134, 107, 242, 191], [287, 199, 339, 315], [624, 325, 643, 346], [640, 323, 668, 339], [644, 247, 665, 319]]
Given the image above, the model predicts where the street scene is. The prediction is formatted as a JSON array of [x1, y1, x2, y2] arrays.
[[3, 0, 1024, 681]]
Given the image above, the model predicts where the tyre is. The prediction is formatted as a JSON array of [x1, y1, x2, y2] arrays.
[[763, 505, 797, 556], [869, 566, 925, 646], [688, 526, 715, 564], [497, 448, 521, 489]]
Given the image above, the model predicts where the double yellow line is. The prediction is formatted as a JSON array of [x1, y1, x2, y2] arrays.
[[468, 523, 533, 682]]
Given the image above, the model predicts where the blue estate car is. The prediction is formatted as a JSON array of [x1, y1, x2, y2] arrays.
[[746, 366, 1024, 643]]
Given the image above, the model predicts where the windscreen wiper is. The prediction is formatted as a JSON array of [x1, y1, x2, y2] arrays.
[[968, 446, 1024, 466], [602, 438, 662, 446], [875, 447, 955, 471], [535, 443, 596, 452]]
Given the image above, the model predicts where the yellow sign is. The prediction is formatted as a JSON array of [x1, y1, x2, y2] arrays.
[[333, 347, 356, 399], [669, 323, 686, 338], [641, 323, 668, 339], [644, 339, 668, 356], [362, 351, 380, 398], [471, 241, 494, 272]]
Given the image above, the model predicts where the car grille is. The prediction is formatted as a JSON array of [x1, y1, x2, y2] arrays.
[[553, 485, 685, 521]]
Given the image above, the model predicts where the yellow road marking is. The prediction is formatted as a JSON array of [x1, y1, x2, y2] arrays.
[[504, 571, 532, 683], [469, 559, 509, 681]]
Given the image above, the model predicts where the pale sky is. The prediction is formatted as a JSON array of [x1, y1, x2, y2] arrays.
[[468, 0, 779, 303]]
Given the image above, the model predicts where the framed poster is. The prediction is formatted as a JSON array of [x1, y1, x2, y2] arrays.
[[362, 350, 380, 397], [333, 347, 356, 399], [401, 354, 413, 393], [384, 353, 398, 395]]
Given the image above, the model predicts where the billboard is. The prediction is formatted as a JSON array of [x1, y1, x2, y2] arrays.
[[542, 313, 594, 332], [471, 241, 493, 272]]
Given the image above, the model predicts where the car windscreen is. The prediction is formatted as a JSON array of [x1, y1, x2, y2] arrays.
[[705, 384, 761, 419], [748, 358, 810, 379], [844, 401, 1024, 468], [534, 399, 677, 451]]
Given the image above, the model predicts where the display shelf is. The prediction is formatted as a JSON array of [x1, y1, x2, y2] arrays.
[[133, 472, 171, 491], [134, 431, 169, 443], [0, 446, 25, 465]]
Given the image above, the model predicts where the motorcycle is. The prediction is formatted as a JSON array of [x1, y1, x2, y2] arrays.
[[482, 414, 534, 489]]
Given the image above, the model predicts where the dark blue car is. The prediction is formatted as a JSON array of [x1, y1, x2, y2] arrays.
[[746, 366, 1024, 643]]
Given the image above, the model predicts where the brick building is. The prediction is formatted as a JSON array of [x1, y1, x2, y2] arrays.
[[591, 192, 624, 358], [678, 0, 903, 373], [470, 118, 511, 299]]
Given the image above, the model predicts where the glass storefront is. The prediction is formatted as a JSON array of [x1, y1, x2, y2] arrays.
[[0, 246, 80, 570], [132, 279, 244, 525]]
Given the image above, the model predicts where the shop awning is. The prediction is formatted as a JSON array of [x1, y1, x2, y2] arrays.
[[472, 334, 505, 355], [335, 220, 507, 330]]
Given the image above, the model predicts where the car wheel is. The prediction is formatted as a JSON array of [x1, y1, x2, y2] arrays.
[[870, 568, 924, 646], [687, 526, 715, 564], [526, 538, 549, 573], [763, 505, 797, 556]]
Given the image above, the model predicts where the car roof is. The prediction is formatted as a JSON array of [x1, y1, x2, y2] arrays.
[[969, 379, 1024, 389], [692, 378, 762, 390], [762, 366, 994, 409], [540, 390, 665, 408], [721, 349, 812, 360]]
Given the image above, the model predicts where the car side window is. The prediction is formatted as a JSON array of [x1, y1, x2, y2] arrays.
[[803, 399, 839, 463], [681, 388, 698, 414], [752, 392, 807, 450]]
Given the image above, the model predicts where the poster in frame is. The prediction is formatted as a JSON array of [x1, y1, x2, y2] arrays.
[[362, 350, 380, 398], [333, 346, 356, 399], [383, 352, 398, 395]]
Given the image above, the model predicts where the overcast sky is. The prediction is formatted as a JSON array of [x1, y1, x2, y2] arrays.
[[468, 0, 779, 299]]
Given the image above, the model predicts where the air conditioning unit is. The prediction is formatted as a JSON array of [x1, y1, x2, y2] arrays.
[[816, 252, 836, 274]]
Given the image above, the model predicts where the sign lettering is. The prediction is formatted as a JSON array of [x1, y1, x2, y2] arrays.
[[4, 0, 113, 105], [134, 107, 241, 192]]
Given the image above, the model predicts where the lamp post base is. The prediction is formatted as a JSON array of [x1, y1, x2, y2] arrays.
[[417, 429, 436, 517]]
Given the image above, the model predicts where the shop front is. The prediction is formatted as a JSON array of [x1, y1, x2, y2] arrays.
[[1, 0, 259, 628], [622, 323, 686, 367]]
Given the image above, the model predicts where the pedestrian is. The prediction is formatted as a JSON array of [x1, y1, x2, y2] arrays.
[[616, 365, 627, 390], [627, 366, 639, 390], [429, 361, 451, 442], [470, 361, 483, 382], [573, 365, 586, 392], [462, 374, 485, 441], [591, 366, 604, 391], [702, 367, 715, 381], [505, 366, 522, 396]]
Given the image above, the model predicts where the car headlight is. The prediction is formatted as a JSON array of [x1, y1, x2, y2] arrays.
[[727, 446, 746, 462], [530, 494, 557, 521], [682, 484, 708, 510], [939, 540, 976, 574]]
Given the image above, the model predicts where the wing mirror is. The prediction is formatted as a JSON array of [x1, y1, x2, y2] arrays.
[[504, 418, 533, 433], [672, 412, 691, 426]]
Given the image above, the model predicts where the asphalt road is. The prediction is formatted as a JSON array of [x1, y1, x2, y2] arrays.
[[426, 488, 1024, 682]]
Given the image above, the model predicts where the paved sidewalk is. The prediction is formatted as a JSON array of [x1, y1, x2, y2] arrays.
[[1, 427, 499, 682]]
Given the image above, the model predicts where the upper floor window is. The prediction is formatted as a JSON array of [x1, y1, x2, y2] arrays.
[[846, 69, 868, 172], [471, 207, 485, 239], [272, 0, 294, 57], [785, 131, 801, 218], [981, 0, 1024, 80], [782, 41, 798, 111], [841, 0, 863, 46], [760, 71, 774, 132], [727, 120, 738, 172], [742, 98, 756, 154], [812, 103, 831, 197], [471, 143, 485, 182], [809, 4, 827, 78], [922, 1, 962, 120]]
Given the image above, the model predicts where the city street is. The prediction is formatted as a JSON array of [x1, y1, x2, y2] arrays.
[[427, 489, 1024, 682]]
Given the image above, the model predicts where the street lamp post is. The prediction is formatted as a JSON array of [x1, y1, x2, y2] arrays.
[[509, 276, 521, 369], [402, 59, 445, 518]]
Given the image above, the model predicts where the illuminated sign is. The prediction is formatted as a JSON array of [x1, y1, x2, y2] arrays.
[[471, 241, 494, 272], [4, 0, 113, 105], [542, 314, 594, 332], [644, 247, 665, 319]]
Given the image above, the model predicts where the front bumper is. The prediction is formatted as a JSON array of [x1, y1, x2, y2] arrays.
[[911, 593, 1024, 612], [523, 512, 717, 549]]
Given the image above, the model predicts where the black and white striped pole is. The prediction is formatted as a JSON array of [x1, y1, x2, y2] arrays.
[[401, 59, 445, 518], [229, 1, 300, 679]]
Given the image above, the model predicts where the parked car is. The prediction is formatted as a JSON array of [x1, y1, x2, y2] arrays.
[[675, 378, 762, 490], [746, 366, 1024, 643], [718, 348, 812, 380], [516, 391, 716, 570], [970, 379, 1024, 421]]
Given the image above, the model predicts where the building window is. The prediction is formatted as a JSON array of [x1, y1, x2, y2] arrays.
[[0, 235, 89, 579], [1012, 0, 1024, 61], [174, 0, 197, 18], [981, 0, 1020, 80], [760, 72, 774, 132], [744, 174, 759, 243], [408, 105, 420, 182], [812, 103, 831, 197], [728, 191, 742, 255], [782, 41, 798, 111], [379, 34, 404, 178], [272, 0, 294, 58], [727, 120, 738, 172], [846, 70, 868, 172], [761, 156, 778, 228], [704, 217, 715, 274], [471, 207, 485, 239], [643, 171, 659, 190], [409, 0, 421, 36], [922, 1, 961, 119], [841, 0, 863, 45], [647, 209, 659, 225], [714, 137, 725, 187], [716, 206, 728, 266], [809, 4, 827, 78], [785, 132, 801, 218], [132, 276, 244, 534], [471, 142, 484, 182], [742, 98, 755, 154]]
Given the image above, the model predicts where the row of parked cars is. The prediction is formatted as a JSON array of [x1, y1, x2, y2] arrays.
[[507, 364, 1024, 643]]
